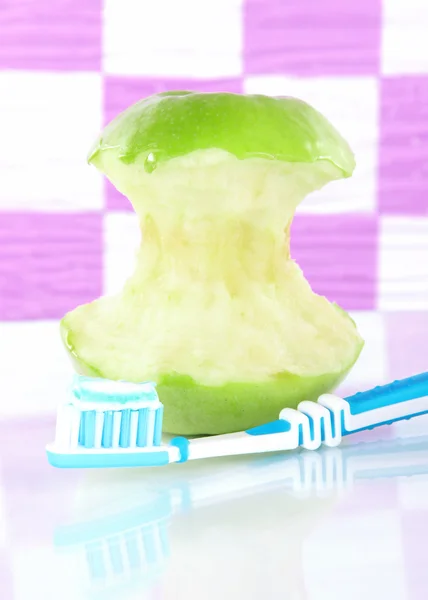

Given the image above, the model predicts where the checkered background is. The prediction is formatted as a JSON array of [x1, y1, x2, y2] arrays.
[[0, 0, 427, 421], [1, 4, 428, 597]]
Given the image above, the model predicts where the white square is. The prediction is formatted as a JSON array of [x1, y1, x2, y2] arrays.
[[11, 546, 83, 600], [104, 212, 141, 296], [0, 471, 6, 549], [303, 511, 407, 600], [378, 216, 428, 311], [398, 476, 428, 511], [0, 321, 73, 418], [393, 414, 428, 439], [339, 311, 389, 393], [104, 0, 243, 77], [244, 76, 379, 213], [382, 0, 428, 75], [0, 71, 103, 211]]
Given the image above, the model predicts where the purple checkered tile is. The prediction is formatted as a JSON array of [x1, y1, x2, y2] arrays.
[[291, 214, 378, 311], [104, 77, 243, 211], [379, 76, 428, 215], [0, 0, 102, 71], [0, 213, 102, 321], [244, 0, 382, 75]]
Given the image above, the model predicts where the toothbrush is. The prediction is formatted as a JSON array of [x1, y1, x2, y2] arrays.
[[46, 371, 428, 469]]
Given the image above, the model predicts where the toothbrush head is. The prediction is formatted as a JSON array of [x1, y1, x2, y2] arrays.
[[46, 376, 178, 469]]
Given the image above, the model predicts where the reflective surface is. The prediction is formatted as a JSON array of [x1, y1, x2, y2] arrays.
[[1, 311, 428, 600]]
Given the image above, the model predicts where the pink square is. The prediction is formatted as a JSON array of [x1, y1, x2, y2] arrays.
[[291, 214, 378, 311], [0, 213, 103, 321], [104, 77, 244, 211], [379, 76, 428, 215], [0, 0, 102, 71], [244, 0, 381, 75]]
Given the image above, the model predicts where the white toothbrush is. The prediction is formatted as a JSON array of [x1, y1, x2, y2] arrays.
[[46, 371, 428, 469]]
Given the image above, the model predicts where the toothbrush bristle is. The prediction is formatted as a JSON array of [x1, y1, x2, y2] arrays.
[[112, 412, 121, 448], [69, 406, 164, 450], [146, 409, 156, 448], [119, 410, 132, 447], [54, 378, 164, 453], [153, 406, 164, 446], [137, 409, 149, 447]]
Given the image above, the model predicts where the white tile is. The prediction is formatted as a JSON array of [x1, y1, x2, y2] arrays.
[[393, 414, 428, 439], [378, 217, 428, 311], [0, 321, 73, 418], [0, 72, 103, 211], [397, 475, 428, 511], [244, 76, 379, 213], [303, 511, 407, 600], [382, 0, 428, 75], [104, 0, 243, 77], [0, 466, 6, 549], [104, 212, 140, 296], [341, 312, 389, 390], [11, 546, 83, 600]]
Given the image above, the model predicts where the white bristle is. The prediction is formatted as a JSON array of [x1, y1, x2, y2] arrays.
[[146, 409, 156, 447], [55, 404, 73, 448], [94, 412, 104, 448], [70, 407, 82, 448], [112, 412, 122, 448], [129, 410, 139, 447]]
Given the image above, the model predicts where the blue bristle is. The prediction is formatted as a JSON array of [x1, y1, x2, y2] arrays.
[[84, 411, 96, 448], [142, 528, 157, 564], [108, 539, 124, 574], [102, 411, 114, 448], [137, 408, 149, 447], [86, 542, 106, 579], [153, 406, 164, 446], [119, 409, 131, 447], [78, 414, 85, 445]]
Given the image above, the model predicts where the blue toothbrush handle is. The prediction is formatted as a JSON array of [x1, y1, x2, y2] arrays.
[[281, 372, 428, 451], [345, 371, 428, 415]]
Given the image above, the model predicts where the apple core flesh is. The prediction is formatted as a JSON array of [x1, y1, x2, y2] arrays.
[[61, 92, 363, 434]]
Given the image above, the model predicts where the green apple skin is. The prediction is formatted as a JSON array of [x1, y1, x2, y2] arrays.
[[88, 91, 355, 176]]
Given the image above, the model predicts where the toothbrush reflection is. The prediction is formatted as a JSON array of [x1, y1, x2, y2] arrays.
[[53, 434, 428, 599]]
